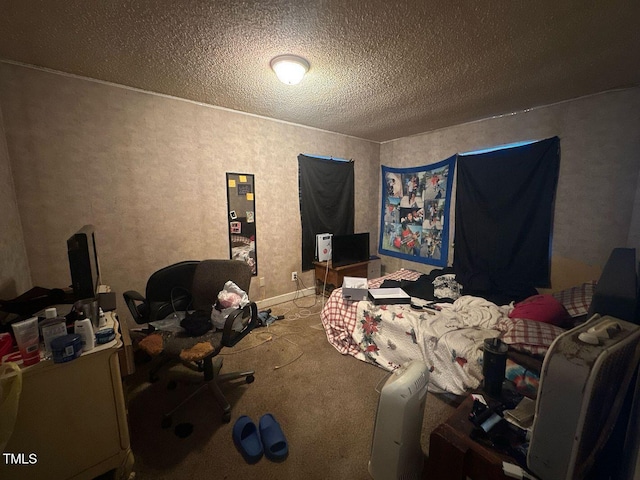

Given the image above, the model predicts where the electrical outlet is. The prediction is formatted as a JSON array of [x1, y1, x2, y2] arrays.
[[291, 271, 298, 281]]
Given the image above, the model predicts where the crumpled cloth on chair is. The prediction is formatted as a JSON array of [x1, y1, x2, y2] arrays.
[[180, 310, 213, 336]]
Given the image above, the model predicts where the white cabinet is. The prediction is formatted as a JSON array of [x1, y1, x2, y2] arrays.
[[0, 314, 134, 480]]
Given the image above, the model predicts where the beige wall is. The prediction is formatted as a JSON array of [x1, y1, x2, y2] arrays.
[[0, 63, 380, 323], [0, 101, 31, 300], [380, 88, 640, 286], [1, 61, 639, 320]]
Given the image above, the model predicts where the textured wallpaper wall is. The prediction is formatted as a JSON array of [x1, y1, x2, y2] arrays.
[[0, 103, 31, 300], [0, 63, 380, 322], [1, 61, 639, 319], [380, 88, 640, 282]]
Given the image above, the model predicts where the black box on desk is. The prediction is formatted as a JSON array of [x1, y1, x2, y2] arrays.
[[368, 288, 411, 305], [98, 292, 117, 311]]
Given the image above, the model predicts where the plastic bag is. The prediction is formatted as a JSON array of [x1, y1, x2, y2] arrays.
[[211, 281, 250, 331], [0, 362, 23, 452]]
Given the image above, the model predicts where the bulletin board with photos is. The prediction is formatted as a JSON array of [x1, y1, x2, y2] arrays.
[[379, 155, 456, 267], [226, 173, 257, 275]]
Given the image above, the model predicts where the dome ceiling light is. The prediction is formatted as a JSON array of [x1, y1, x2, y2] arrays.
[[270, 55, 310, 85]]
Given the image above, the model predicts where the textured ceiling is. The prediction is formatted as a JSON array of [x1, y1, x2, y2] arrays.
[[1, 1, 639, 142]]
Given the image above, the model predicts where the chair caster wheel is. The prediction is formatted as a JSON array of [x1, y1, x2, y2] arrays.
[[161, 416, 172, 429], [222, 412, 231, 423], [246, 374, 255, 384]]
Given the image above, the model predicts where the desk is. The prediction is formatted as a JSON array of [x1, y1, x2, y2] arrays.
[[0, 312, 134, 480], [313, 260, 370, 296], [427, 396, 517, 480]]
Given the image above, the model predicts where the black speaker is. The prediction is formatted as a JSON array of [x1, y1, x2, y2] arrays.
[[67, 225, 100, 300]]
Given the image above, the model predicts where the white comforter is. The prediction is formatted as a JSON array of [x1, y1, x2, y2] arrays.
[[352, 295, 514, 394]]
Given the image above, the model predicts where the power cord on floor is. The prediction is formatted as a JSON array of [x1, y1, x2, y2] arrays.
[[292, 275, 318, 309], [263, 305, 323, 322], [219, 317, 311, 371], [218, 331, 275, 354], [273, 336, 304, 370], [278, 307, 323, 321], [322, 259, 330, 309], [374, 370, 393, 394]]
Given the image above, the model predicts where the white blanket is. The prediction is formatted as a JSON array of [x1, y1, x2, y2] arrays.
[[353, 295, 513, 394]]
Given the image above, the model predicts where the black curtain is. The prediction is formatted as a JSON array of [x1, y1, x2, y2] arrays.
[[298, 155, 354, 271], [453, 137, 560, 303]]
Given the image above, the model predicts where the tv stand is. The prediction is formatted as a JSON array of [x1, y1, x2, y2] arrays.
[[313, 260, 370, 296]]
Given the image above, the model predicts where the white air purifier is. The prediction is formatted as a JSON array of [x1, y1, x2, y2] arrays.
[[315, 233, 332, 262], [527, 315, 640, 480], [369, 360, 430, 480]]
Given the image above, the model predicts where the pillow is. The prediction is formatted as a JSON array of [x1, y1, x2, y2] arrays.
[[509, 294, 571, 326], [552, 281, 596, 318], [498, 317, 565, 356]]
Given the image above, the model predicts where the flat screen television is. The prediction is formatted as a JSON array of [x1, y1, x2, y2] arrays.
[[67, 224, 101, 300], [331, 232, 370, 267]]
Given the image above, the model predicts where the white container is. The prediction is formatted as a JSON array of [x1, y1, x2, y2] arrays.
[[74, 317, 95, 352], [12, 317, 41, 366], [40, 307, 68, 356], [43, 307, 57, 321], [98, 307, 107, 328], [342, 276, 369, 301]]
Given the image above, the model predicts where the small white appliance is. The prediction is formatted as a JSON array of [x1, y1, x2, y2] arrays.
[[527, 315, 640, 480], [315, 233, 332, 262], [369, 360, 430, 480]]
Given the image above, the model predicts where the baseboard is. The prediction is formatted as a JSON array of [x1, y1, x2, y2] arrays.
[[256, 287, 316, 310]]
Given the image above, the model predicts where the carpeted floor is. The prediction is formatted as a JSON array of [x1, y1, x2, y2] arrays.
[[124, 296, 459, 479]]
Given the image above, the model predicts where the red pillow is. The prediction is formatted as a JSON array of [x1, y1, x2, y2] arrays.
[[509, 294, 571, 327]]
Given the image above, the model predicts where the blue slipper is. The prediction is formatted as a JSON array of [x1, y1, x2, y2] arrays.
[[232, 415, 263, 464], [259, 413, 288, 462]]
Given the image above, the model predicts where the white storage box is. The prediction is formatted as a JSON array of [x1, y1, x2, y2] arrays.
[[342, 276, 369, 301], [368, 287, 411, 305]]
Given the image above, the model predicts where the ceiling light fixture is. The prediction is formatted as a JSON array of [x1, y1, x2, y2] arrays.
[[270, 55, 310, 85]]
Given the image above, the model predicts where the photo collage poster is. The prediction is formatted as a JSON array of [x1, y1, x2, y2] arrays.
[[379, 155, 456, 267]]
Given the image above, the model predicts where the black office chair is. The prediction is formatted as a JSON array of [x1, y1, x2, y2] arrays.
[[123, 260, 199, 325], [133, 259, 259, 425]]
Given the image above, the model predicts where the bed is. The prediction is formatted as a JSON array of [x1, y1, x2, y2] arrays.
[[321, 248, 638, 396]]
